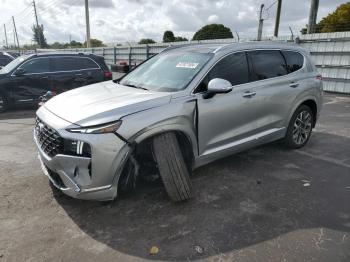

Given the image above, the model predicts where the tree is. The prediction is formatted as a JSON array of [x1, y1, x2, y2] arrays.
[[163, 30, 175, 42], [69, 40, 83, 48], [317, 2, 350, 33], [174, 36, 188, 42], [301, 2, 350, 34], [138, 38, 156, 44], [50, 42, 65, 49], [192, 24, 233, 41], [84, 38, 106, 47], [32, 24, 48, 48]]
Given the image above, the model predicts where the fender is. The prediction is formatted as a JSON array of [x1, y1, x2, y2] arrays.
[[117, 98, 199, 159], [286, 92, 319, 128]]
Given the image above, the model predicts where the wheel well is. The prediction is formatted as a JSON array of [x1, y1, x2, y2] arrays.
[[300, 99, 317, 127], [117, 131, 194, 192]]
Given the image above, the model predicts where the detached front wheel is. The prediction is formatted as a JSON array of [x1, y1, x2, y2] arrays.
[[152, 133, 193, 202]]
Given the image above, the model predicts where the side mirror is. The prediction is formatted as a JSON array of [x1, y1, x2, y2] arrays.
[[14, 68, 26, 76], [203, 78, 233, 99]]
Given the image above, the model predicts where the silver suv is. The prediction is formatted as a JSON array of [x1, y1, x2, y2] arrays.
[[34, 42, 323, 202]]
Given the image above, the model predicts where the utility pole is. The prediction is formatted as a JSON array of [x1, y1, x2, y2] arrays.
[[12, 16, 19, 49], [3, 24, 8, 48], [307, 0, 319, 34], [274, 0, 282, 37], [257, 4, 264, 41], [85, 0, 91, 48], [32, 0, 42, 47]]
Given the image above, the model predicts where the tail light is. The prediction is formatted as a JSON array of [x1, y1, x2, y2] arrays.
[[104, 71, 113, 79], [316, 74, 322, 81]]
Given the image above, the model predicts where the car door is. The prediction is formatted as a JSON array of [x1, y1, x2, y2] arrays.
[[196, 51, 268, 158], [12, 57, 52, 104], [51, 56, 99, 93], [77, 57, 102, 85], [246, 50, 300, 132]]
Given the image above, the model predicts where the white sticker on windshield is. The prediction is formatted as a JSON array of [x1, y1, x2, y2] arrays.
[[176, 62, 199, 69]]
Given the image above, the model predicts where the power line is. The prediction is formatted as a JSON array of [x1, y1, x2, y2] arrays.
[[265, 0, 278, 11]]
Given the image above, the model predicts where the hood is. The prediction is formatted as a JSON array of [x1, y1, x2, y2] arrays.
[[44, 80, 172, 126]]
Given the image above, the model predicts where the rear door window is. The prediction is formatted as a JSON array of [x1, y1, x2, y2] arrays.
[[247, 50, 287, 81], [20, 58, 50, 74], [52, 57, 81, 72], [282, 51, 304, 73]]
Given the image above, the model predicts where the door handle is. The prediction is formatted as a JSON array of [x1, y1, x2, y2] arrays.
[[242, 91, 256, 98], [289, 82, 299, 88], [40, 76, 49, 79]]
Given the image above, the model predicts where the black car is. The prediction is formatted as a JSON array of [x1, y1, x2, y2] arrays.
[[0, 53, 112, 112], [0, 52, 15, 69]]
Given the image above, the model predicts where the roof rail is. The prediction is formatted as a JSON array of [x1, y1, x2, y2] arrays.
[[160, 43, 197, 53]]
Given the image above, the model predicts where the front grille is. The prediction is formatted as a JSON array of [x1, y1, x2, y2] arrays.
[[35, 118, 64, 158]]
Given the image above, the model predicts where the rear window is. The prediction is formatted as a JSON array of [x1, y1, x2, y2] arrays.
[[247, 50, 287, 81], [282, 51, 304, 73]]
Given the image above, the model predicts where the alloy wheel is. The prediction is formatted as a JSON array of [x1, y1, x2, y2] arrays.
[[292, 111, 312, 145]]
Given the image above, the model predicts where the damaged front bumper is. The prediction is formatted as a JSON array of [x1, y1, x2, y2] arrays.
[[34, 107, 131, 201]]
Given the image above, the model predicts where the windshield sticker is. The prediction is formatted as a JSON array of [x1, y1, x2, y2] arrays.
[[176, 62, 199, 69]]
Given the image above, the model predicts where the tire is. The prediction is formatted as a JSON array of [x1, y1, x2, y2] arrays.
[[152, 133, 193, 202], [0, 93, 9, 113], [284, 105, 314, 149]]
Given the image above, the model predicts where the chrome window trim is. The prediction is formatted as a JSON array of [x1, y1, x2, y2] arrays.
[[191, 48, 306, 95], [11, 56, 101, 76]]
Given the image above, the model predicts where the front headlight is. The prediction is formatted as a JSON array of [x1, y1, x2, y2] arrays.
[[67, 121, 122, 134]]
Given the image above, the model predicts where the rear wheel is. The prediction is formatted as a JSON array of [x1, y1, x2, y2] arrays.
[[284, 105, 314, 149], [152, 133, 193, 202]]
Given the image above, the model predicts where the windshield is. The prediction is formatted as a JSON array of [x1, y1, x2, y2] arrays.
[[0, 55, 31, 74], [120, 51, 213, 92]]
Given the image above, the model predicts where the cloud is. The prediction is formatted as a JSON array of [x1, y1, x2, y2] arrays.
[[61, 0, 115, 8], [208, 15, 219, 23], [0, 0, 345, 46]]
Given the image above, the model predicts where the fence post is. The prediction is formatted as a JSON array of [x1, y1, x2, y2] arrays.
[[113, 47, 117, 64], [146, 44, 150, 59], [128, 47, 132, 71], [102, 47, 105, 57]]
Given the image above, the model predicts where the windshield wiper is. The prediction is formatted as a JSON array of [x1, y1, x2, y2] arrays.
[[123, 83, 149, 91]]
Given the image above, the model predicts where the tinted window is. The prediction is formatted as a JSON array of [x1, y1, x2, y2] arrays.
[[80, 58, 99, 69], [0, 55, 12, 66], [20, 58, 50, 74], [208, 52, 249, 86], [282, 51, 304, 73], [52, 57, 80, 71], [248, 50, 287, 80]]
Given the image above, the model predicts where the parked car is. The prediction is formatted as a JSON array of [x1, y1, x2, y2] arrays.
[[0, 51, 15, 69], [0, 52, 112, 112], [34, 42, 323, 202]]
